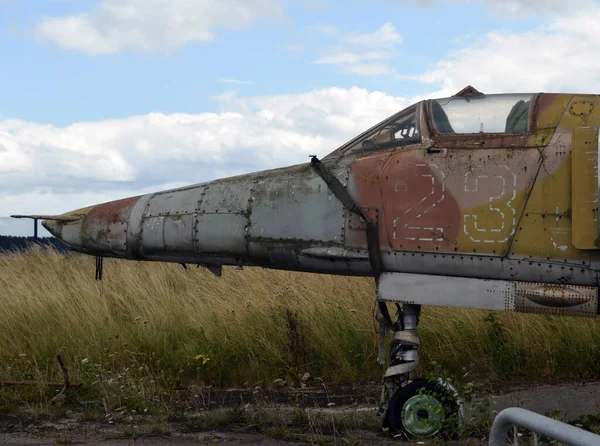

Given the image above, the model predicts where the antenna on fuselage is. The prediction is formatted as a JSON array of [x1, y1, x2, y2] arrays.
[[452, 85, 483, 97]]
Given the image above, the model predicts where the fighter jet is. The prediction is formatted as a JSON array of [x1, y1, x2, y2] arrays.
[[12, 85, 600, 438]]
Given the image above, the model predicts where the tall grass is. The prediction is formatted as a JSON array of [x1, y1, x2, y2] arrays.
[[1, 247, 600, 409]]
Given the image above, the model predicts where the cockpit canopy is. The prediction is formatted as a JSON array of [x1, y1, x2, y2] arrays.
[[433, 93, 533, 134], [333, 92, 535, 157]]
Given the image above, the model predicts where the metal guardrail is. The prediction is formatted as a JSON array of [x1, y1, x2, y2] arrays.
[[489, 407, 600, 445]]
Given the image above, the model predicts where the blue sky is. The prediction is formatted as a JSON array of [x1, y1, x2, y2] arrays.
[[0, 0, 543, 125], [1, 0, 599, 236]]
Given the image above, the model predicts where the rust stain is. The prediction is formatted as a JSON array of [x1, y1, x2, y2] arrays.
[[85, 196, 141, 225], [81, 196, 141, 250], [30, 89, 600, 290]]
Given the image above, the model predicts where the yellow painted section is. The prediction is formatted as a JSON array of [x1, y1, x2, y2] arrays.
[[526, 152, 571, 215], [571, 127, 599, 249], [456, 187, 530, 255], [557, 96, 600, 131], [535, 95, 573, 130], [449, 94, 600, 257], [524, 95, 571, 147], [63, 205, 94, 218], [569, 101, 594, 117], [511, 145, 587, 260]]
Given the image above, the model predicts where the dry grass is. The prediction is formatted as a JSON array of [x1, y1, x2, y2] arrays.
[[1, 246, 600, 411]]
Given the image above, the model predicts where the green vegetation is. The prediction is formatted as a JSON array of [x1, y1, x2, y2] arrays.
[[1, 247, 600, 413]]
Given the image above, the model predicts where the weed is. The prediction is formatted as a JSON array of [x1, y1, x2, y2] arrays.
[[0, 247, 600, 411]]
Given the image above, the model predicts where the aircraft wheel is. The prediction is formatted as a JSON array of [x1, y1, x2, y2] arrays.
[[383, 377, 461, 439]]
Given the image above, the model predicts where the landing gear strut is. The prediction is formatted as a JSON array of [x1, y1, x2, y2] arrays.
[[377, 302, 461, 439]]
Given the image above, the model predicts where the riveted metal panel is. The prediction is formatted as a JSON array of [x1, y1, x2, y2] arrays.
[[381, 250, 597, 286], [107, 221, 127, 252], [515, 282, 598, 317], [377, 272, 516, 311], [572, 127, 599, 249], [144, 186, 205, 218], [195, 213, 248, 255], [199, 177, 253, 213], [249, 165, 346, 243], [141, 217, 165, 253], [127, 193, 153, 258], [80, 196, 141, 254], [164, 214, 195, 253], [378, 272, 599, 316]]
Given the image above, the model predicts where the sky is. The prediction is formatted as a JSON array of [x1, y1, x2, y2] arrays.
[[1, 0, 600, 236]]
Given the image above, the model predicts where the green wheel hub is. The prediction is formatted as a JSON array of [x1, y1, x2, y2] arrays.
[[401, 393, 444, 437]]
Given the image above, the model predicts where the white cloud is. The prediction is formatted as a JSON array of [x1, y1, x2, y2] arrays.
[[1, 87, 410, 221], [390, 0, 593, 15], [217, 79, 255, 85], [1, 184, 188, 217], [416, 9, 600, 95], [33, 0, 285, 54], [343, 63, 392, 76], [311, 23, 402, 76], [314, 51, 391, 65], [342, 23, 403, 48]]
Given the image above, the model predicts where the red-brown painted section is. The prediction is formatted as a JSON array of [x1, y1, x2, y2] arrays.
[[84, 196, 141, 225], [81, 195, 141, 247], [380, 151, 461, 252], [348, 151, 394, 250]]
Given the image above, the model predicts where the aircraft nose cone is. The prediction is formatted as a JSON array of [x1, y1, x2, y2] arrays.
[[41, 220, 62, 238], [41, 218, 84, 251]]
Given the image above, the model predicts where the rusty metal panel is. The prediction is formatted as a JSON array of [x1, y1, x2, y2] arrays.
[[249, 166, 346, 243], [348, 210, 368, 230], [515, 282, 598, 317], [107, 221, 127, 251], [571, 127, 599, 249], [78, 196, 140, 253], [199, 178, 253, 213], [164, 214, 195, 253], [195, 214, 248, 255]]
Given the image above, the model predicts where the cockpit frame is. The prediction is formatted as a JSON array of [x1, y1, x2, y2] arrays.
[[326, 91, 549, 160], [423, 93, 544, 149]]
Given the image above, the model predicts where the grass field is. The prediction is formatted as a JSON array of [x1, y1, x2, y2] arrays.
[[1, 246, 600, 412]]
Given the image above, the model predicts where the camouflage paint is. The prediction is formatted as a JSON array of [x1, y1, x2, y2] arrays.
[[37, 91, 600, 302]]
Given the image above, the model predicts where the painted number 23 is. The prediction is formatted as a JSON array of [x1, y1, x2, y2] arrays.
[[393, 163, 516, 244]]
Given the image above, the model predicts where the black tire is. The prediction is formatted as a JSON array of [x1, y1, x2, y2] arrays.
[[383, 377, 461, 439]]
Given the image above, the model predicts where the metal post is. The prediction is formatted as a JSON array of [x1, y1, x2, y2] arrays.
[[33, 218, 38, 240], [489, 407, 600, 446]]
